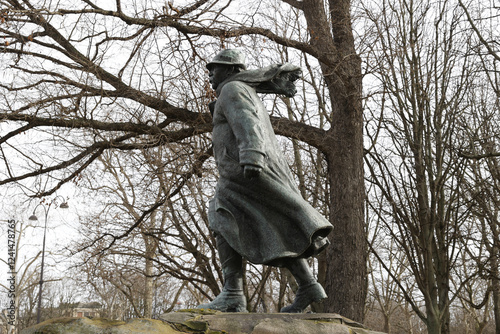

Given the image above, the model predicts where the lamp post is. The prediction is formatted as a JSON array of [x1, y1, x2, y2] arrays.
[[29, 197, 69, 324]]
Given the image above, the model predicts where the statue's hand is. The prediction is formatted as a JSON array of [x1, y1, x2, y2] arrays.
[[243, 165, 262, 179]]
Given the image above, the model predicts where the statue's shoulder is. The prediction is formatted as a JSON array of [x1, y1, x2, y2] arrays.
[[219, 80, 255, 101], [221, 79, 252, 92]]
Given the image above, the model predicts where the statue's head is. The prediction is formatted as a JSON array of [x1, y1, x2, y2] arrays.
[[207, 49, 246, 89], [207, 49, 246, 70]]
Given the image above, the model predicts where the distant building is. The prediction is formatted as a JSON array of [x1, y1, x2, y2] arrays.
[[63, 302, 102, 318]]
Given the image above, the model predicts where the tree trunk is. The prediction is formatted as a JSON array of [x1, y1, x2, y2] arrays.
[[300, 0, 366, 322], [324, 0, 367, 322], [490, 218, 500, 334], [323, 112, 366, 322], [143, 214, 157, 318], [427, 310, 442, 334], [493, 273, 500, 334], [144, 255, 154, 318], [384, 313, 391, 334]]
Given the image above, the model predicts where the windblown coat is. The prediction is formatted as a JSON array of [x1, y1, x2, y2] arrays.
[[209, 67, 332, 266]]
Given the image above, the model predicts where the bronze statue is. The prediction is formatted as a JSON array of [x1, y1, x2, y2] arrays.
[[198, 49, 333, 313]]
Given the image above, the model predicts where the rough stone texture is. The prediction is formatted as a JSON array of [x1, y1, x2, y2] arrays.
[[159, 310, 387, 334], [20, 317, 186, 334], [21, 310, 387, 334]]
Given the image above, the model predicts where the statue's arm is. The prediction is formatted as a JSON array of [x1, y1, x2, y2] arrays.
[[221, 82, 266, 177]]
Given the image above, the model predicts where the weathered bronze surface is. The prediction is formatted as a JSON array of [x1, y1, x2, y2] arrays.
[[199, 49, 333, 313]]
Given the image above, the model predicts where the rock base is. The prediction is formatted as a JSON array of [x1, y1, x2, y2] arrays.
[[160, 309, 387, 334], [21, 310, 387, 333], [20, 317, 182, 334]]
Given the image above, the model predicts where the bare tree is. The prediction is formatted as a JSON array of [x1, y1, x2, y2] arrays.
[[71, 144, 219, 317], [458, 88, 500, 333], [362, 0, 486, 332], [366, 203, 417, 333], [1, 0, 366, 320], [451, 2, 500, 331]]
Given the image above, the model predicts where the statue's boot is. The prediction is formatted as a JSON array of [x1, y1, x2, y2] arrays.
[[311, 235, 330, 256], [197, 236, 247, 312], [280, 258, 327, 313]]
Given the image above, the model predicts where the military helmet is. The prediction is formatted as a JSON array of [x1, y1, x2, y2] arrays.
[[206, 49, 246, 70]]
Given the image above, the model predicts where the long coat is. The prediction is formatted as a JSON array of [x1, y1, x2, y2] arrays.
[[209, 78, 332, 266]]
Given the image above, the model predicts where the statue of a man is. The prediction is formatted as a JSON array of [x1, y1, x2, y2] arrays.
[[198, 49, 333, 313]]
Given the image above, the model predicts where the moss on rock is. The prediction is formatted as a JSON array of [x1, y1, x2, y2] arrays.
[[21, 311, 386, 334], [21, 317, 184, 334]]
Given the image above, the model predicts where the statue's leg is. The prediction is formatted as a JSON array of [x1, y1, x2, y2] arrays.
[[197, 234, 247, 312], [280, 258, 327, 313]]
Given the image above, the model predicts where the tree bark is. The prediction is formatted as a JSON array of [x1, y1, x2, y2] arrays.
[[323, 110, 366, 322], [302, 0, 367, 322], [490, 218, 500, 334], [144, 240, 154, 318], [492, 260, 500, 334]]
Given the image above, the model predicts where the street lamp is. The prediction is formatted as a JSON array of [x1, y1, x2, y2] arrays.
[[28, 197, 69, 324]]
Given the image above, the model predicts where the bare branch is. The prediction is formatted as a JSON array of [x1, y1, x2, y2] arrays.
[[458, 0, 500, 62], [459, 151, 500, 160]]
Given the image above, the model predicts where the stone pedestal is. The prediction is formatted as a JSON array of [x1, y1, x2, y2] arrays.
[[159, 309, 387, 334], [20, 317, 180, 334], [20, 310, 387, 333]]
